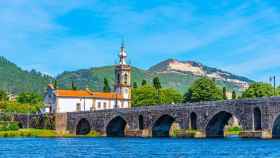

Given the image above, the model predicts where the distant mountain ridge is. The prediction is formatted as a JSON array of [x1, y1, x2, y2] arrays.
[[0, 56, 253, 95], [148, 59, 252, 89]]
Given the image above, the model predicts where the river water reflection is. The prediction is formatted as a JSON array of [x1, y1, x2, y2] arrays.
[[0, 137, 280, 158]]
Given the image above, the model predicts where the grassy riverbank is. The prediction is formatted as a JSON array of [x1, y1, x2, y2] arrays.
[[224, 126, 241, 136], [171, 127, 241, 138], [0, 129, 102, 138]]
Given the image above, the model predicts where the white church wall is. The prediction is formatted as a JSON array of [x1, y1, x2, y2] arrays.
[[57, 97, 93, 113], [94, 99, 128, 110]]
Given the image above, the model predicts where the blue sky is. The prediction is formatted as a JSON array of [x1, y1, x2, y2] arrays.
[[0, 0, 280, 82]]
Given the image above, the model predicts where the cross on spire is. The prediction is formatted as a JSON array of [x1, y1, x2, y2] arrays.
[[119, 39, 127, 65]]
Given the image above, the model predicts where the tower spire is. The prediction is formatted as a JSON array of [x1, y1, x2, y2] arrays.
[[119, 39, 127, 65]]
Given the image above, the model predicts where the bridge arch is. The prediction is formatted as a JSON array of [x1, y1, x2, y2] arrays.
[[272, 113, 280, 138], [206, 111, 238, 138], [253, 107, 262, 131], [152, 114, 178, 137], [106, 116, 127, 137], [190, 112, 197, 130], [76, 118, 91, 135]]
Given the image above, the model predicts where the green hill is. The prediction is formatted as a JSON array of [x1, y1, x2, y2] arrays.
[[0, 56, 53, 95], [56, 66, 153, 91], [0, 56, 253, 95], [56, 64, 253, 94]]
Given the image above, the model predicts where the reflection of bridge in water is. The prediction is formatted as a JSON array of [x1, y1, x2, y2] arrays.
[[54, 97, 280, 138]]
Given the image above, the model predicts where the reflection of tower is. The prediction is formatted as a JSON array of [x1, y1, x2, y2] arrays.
[[115, 41, 131, 107]]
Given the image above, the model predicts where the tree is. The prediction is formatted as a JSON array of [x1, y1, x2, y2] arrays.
[[242, 82, 273, 98], [132, 85, 158, 107], [16, 92, 44, 113], [16, 92, 42, 105], [153, 77, 161, 90], [132, 86, 183, 107], [0, 90, 8, 101], [103, 78, 111, 92], [223, 87, 227, 100], [3, 101, 40, 114], [71, 81, 77, 90], [159, 88, 183, 104], [53, 80, 58, 89], [232, 91, 237, 99], [133, 82, 138, 89], [141, 80, 147, 86], [184, 77, 223, 103]]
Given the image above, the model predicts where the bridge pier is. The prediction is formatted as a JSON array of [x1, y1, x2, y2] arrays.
[[239, 130, 272, 139], [55, 113, 69, 134], [124, 129, 152, 137]]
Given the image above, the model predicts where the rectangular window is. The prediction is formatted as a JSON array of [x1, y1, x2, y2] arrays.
[[98, 102, 101, 108], [103, 102, 107, 109], [76, 103, 81, 111]]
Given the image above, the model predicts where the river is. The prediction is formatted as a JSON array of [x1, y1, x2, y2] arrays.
[[0, 137, 280, 158]]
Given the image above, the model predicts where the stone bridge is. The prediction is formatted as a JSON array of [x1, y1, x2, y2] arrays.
[[56, 97, 280, 138]]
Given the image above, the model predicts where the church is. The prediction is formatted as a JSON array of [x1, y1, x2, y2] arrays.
[[43, 43, 131, 113]]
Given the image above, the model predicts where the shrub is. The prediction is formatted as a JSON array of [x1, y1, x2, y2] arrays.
[[0, 121, 19, 131]]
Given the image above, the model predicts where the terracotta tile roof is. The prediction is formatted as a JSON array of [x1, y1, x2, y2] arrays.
[[55, 90, 124, 99], [55, 90, 93, 97], [92, 92, 123, 100]]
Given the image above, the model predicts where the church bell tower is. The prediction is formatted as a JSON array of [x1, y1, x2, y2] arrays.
[[115, 42, 131, 107]]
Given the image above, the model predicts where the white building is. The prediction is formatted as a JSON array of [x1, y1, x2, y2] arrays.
[[44, 43, 131, 113]]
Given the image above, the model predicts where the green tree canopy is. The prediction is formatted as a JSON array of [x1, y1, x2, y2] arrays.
[[0, 92, 45, 114], [242, 82, 274, 98], [232, 91, 237, 99], [103, 78, 111, 92], [16, 92, 42, 105], [184, 77, 223, 102], [153, 77, 162, 90], [53, 80, 58, 89], [133, 82, 138, 89], [132, 86, 158, 106], [141, 80, 147, 86], [1, 101, 41, 114], [132, 86, 183, 107], [0, 90, 8, 101], [71, 81, 77, 90], [223, 87, 227, 100], [159, 88, 183, 104]]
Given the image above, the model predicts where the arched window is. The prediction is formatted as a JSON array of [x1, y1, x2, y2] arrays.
[[117, 73, 120, 83], [124, 73, 128, 84]]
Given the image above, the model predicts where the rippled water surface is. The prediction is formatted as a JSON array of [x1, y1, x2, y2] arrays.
[[0, 137, 280, 158]]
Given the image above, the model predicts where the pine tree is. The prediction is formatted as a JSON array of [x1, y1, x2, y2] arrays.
[[71, 81, 77, 90], [133, 82, 138, 89], [153, 77, 161, 90], [141, 80, 147, 86], [0, 90, 8, 101], [53, 80, 58, 89], [223, 87, 227, 100], [103, 78, 111, 92], [232, 91, 237, 99]]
